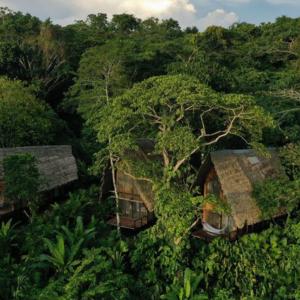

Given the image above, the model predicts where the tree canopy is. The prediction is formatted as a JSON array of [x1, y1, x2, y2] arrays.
[[0, 7, 300, 300], [97, 75, 273, 175], [0, 77, 59, 147]]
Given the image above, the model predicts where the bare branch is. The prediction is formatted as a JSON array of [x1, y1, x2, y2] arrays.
[[122, 169, 154, 184], [174, 217, 200, 245], [173, 146, 200, 173], [163, 148, 170, 168], [203, 114, 239, 146]]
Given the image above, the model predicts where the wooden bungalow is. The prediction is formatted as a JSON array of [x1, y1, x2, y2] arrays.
[[193, 149, 286, 240], [0, 145, 78, 216], [107, 140, 155, 230]]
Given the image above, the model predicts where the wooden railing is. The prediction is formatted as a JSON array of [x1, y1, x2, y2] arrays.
[[108, 192, 152, 229]]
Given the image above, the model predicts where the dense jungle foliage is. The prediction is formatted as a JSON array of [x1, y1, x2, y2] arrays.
[[0, 7, 300, 299]]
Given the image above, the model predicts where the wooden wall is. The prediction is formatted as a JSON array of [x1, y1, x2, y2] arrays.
[[116, 170, 153, 223], [116, 170, 141, 202], [202, 167, 224, 229]]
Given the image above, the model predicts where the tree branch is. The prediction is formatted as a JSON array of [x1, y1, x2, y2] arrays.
[[122, 169, 154, 184]]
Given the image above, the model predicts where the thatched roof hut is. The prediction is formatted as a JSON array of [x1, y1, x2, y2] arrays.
[[0, 145, 78, 215], [199, 149, 286, 238], [118, 139, 156, 212], [0, 145, 78, 192], [108, 140, 156, 229]]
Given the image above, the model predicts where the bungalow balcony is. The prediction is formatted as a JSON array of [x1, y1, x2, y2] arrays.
[[107, 192, 154, 230]]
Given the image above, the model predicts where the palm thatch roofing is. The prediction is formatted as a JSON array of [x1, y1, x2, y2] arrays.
[[0, 145, 78, 192], [209, 149, 285, 229]]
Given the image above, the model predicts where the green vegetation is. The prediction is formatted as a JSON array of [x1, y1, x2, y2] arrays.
[[254, 142, 300, 218], [0, 78, 59, 148], [3, 153, 41, 215], [0, 7, 300, 300]]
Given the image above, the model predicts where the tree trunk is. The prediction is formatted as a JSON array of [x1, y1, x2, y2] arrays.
[[110, 153, 120, 235], [98, 162, 108, 203], [104, 64, 121, 235]]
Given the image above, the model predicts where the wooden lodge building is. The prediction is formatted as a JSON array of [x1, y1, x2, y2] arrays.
[[195, 149, 286, 240], [107, 169, 155, 230], [107, 145, 287, 239], [0, 145, 78, 216], [107, 140, 155, 230]]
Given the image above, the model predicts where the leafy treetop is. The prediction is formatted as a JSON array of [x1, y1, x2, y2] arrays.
[[0, 77, 58, 147], [96, 75, 274, 181]]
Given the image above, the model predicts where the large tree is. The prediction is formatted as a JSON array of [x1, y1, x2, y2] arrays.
[[96, 75, 273, 177], [95, 75, 274, 244], [0, 77, 59, 147]]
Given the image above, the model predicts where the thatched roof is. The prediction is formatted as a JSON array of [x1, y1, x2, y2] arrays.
[[0, 145, 78, 192], [210, 149, 285, 229]]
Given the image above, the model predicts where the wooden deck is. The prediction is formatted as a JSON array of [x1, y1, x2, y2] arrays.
[[107, 215, 149, 230], [0, 205, 15, 216], [192, 229, 237, 241], [0, 201, 20, 217], [192, 230, 219, 241]]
